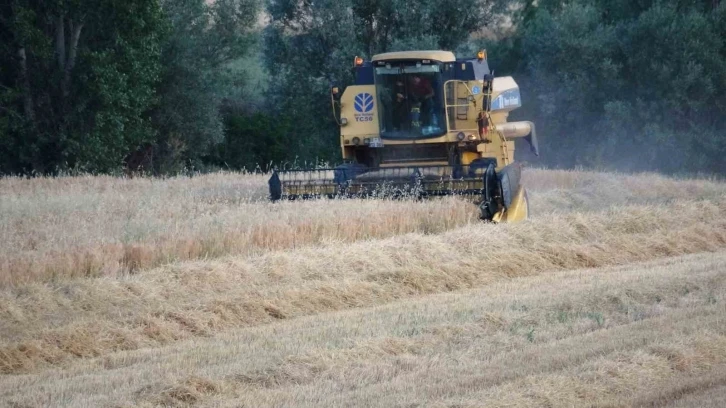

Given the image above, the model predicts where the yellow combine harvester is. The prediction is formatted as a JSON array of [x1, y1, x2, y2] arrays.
[[269, 50, 539, 222]]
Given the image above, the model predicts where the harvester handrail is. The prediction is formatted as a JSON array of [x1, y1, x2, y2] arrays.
[[443, 79, 486, 132]]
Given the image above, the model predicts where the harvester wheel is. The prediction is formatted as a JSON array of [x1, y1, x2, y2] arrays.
[[479, 163, 501, 220], [498, 163, 522, 209]]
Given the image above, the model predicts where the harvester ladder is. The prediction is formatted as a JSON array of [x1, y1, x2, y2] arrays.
[[482, 79, 511, 167], [443, 80, 481, 135]]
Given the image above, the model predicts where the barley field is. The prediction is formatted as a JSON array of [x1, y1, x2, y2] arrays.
[[1, 169, 726, 407]]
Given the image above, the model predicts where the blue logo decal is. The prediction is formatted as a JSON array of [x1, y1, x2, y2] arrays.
[[472, 86, 481, 95], [354, 93, 374, 113]]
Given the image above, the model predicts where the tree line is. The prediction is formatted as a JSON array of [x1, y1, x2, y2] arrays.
[[502, 0, 726, 174], [1, 0, 259, 174], [1, 0, 725, 175]]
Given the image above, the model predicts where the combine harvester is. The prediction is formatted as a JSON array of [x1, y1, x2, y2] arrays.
[[269, 50, 539, 222]]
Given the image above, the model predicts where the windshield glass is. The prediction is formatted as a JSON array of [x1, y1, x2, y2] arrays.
[[375, 63, 446, 139]]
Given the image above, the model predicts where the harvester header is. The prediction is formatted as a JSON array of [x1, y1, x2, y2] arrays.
[[269, 49, 539, 222]]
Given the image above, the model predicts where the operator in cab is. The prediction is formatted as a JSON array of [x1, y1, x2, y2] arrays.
[[410, 75, 435, 128], [392, 80, 408, 131]]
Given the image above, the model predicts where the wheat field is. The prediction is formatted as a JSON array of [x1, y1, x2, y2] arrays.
[[1, 169, 726, 407]]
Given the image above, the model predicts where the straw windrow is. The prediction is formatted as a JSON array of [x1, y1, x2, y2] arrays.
[[1, 169, 725, 407]]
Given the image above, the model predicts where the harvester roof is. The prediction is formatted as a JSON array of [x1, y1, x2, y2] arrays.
[[372, 50, 456, 63]]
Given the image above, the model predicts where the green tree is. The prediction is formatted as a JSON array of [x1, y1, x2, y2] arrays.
[[508, 0, 726, 173], [0, 0, 164, 174], [207, 112, 292, 171], [151, 0, 260, 173], [263, 0, 361, 164]]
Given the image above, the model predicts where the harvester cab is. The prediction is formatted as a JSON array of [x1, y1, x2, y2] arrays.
[[269, 50, 539, 222]]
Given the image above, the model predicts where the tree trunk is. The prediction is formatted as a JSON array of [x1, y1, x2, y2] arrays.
[[56, 14, 66, 71], [61, 20, 83, 98], [17, 47, 35, 123]]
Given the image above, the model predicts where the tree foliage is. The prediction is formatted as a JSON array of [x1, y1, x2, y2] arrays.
[[206, 112, 293, 171], [151, 0, 260, 173], [501, 0, 726, 173], [0, 0, 260, 175], [0, 0, 164, 173]]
